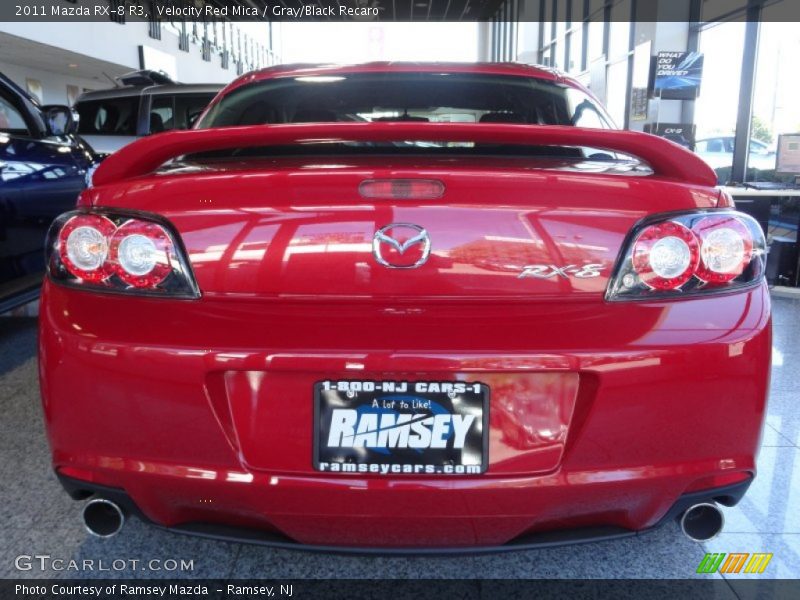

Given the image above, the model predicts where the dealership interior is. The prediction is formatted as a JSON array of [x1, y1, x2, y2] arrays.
[[1, 0, 799, 585]]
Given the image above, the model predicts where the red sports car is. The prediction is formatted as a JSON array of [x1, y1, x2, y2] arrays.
[[39, 63, 770, 550]]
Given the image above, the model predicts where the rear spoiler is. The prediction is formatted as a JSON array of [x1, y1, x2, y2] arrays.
[[92, 122, 718, 188]]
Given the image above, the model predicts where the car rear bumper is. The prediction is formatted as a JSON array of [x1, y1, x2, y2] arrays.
[[40, 280, 771, 548], [58, 473, 752, 553]]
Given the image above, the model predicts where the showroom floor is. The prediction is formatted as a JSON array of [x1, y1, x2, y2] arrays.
[[0, 296, 798, 584]]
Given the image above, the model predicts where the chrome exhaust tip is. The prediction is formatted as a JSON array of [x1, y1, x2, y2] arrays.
[[680, 502, 724, 542], [82, 498, 126, 538]]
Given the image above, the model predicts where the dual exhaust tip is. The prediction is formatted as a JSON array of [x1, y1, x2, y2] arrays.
[[680, 502, 724, 542], [82, 498, 126, 538], [80, 497, 724, 542]]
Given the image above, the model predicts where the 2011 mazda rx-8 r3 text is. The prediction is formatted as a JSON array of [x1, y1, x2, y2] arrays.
[[40, 63, 771, 550]]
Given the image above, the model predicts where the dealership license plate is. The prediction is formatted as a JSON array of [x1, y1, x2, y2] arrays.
[[314, 380, 488, 475]]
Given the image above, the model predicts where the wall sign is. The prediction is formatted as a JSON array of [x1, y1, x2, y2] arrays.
[[644, 123, 696, 150], [654, 51, 704, 100]]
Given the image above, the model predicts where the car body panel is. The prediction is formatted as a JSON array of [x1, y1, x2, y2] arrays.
[[0, 72, 95, 313], [84, 156, 719, 300], [40, 279, 770, 546], [39, 63, 771, 548]]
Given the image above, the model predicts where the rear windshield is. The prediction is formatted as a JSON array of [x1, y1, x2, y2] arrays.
[[199, 72, 613, 130], [193, 72, 618, 161], [76, 97, 139, 136]]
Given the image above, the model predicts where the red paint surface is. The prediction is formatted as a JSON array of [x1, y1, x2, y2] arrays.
[[40, 279, 771, 546], [92, 122, 717, 188], [41, 65, 769, 548]]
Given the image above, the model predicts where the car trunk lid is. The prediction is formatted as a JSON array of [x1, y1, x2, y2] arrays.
[[88, 154, 720, 301]]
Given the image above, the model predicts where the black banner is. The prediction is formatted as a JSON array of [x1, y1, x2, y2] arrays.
[[3, 579, 800, 600], [2, 0, 800, 23]]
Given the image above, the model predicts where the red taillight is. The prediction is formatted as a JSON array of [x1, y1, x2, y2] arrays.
[[57, 214, 116, 283], [109, 220, 174, 288], [607, 210, 766, 301], [632, 221, 699, 290], [48, 211, 198, 298], [692, 215, 754, 284], [359, 179, 445, 200]]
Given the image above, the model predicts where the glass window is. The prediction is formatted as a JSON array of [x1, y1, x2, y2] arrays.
[[747, 18, 799, 182], [543, 22, 554, 46], [609, 0, 631, 59], [695, 137, 728, 153], [749, 139, 769, 154], [76, 96, 139, 136], [569, 90, 610, 128], [555, 21, 566, 43], [551, 39, 562, 69], [201, 73, 613, 128], [605, 59, 628, 127], [587, 19, 605, 63], [543, 5, 553, 36], [569, 25, 584, 72], [149, 96, 173, 133], [174, 94, 216, 130], [608, 21, 630, 61], [0, 96, 29, 135], [197, 73, 614, 157], [542, 46, 552, 66], [693, 21, 746, 183]]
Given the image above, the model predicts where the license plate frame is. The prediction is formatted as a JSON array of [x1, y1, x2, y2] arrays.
[[313, 380, 489, 475]]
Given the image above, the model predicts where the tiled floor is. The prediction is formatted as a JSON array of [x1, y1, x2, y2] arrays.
[[0, 297, 798, 582]]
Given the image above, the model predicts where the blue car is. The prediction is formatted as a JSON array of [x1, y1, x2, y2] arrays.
[[0, 71, 98, 313]]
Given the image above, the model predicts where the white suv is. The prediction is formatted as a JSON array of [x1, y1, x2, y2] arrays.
[[74, 71, 221, 155]]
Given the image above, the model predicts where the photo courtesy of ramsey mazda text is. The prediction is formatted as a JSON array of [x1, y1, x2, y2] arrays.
[[2, 0, 799, 593]]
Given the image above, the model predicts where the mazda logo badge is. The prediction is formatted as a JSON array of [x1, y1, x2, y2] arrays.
[[372, 223, 431, 269]]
